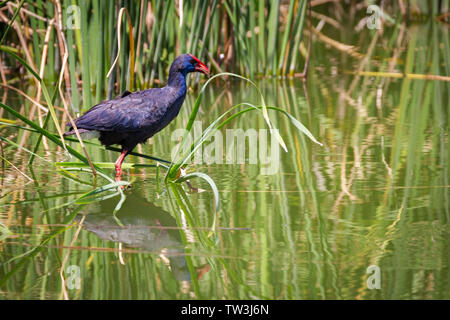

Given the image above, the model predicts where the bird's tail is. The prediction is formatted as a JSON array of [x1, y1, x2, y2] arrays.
[[63, 128, 100, 140]]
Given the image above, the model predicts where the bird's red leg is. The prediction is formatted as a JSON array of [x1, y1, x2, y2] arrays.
[[115, 149, 128, 182]]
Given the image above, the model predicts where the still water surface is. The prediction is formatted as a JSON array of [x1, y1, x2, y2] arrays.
[[0, 22, 449, 299]]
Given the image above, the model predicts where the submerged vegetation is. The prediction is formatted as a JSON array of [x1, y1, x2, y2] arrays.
[[0, 0, 449, 300]]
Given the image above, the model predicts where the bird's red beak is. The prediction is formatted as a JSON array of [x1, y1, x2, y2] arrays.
[[189, 54, 210, 76], [195, 62, 210, 76]]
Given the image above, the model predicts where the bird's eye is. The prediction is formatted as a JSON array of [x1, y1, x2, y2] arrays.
[[190, 59, 196, 64]]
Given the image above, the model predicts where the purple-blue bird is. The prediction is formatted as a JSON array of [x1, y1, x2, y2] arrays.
[[64, 54, 209, 180]]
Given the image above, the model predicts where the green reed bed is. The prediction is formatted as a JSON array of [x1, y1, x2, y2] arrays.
[[1, 0, 449, 300], [1, 1, 310, 91], [0, 0, 317, 185], [0, 2, 323, 296]]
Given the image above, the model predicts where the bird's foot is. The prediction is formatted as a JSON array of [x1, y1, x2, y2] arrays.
[[185, 180, 200, 193], [185, 180, 206, 193]]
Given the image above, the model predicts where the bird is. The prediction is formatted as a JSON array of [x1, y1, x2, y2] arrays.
[[63, 54, 209, 181]]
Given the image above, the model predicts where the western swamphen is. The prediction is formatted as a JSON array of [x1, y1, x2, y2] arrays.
[[64, 54, 209, 180]]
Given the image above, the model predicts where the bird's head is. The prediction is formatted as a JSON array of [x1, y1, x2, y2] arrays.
[[170, 54, 210, 77]]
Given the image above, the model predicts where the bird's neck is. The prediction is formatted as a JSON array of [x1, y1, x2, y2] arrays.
[[167, 71, 187, 94]]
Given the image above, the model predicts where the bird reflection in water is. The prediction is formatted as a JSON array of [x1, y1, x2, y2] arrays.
[[76, 192, 210, 282]]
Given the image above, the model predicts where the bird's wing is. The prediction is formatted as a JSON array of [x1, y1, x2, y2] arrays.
[[70, 89, 169, 132]]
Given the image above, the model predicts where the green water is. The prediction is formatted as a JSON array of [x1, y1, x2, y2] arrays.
[[1, 22, 449, 300]]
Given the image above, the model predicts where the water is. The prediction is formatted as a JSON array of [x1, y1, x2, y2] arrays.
[[1, 22, 449, 300]]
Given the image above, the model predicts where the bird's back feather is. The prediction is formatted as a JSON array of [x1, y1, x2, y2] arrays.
[[67, 87, 184, 133]]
